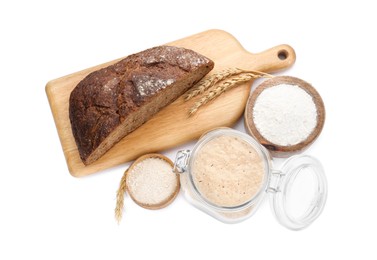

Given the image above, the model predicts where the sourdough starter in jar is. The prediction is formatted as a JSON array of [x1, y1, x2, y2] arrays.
[[191, 135, 264, 207]]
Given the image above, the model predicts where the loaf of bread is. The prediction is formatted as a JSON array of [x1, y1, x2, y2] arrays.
[[69, 46, 214, 165]]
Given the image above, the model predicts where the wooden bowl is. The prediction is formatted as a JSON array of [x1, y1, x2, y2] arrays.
[[244, 76, 325, 157], [125, 153, 180, 210]]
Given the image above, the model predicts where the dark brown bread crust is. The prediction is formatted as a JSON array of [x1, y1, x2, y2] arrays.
[[69, 46, 214, 164]]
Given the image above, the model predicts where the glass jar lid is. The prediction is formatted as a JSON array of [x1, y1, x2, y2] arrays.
[[268, 155, 328, 230]]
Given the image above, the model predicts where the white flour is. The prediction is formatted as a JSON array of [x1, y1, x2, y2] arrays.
[[252, 84, 317, 146]]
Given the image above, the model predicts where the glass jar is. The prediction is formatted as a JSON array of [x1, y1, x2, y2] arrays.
[[173, 128, 327, 230]]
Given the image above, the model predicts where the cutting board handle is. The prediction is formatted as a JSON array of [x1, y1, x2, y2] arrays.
[[241, 44, 296, 73]]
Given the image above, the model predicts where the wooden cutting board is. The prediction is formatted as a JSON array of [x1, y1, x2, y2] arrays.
[[46, 29, 296, 177]]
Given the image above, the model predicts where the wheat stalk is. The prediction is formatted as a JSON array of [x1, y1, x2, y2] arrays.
[[115, 170, 128, 224], [184, 68, 244, 101], [189, 72, 273, 116]]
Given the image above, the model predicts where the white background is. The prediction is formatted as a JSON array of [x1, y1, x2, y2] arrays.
[[1, 0, 376, 259]]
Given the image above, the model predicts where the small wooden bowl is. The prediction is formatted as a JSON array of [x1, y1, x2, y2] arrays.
[[125, 153, 180, 210], [244, 76, 325, 157]]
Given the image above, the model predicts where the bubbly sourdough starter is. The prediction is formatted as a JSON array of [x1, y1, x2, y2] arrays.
[[192, 135, 264, 207]]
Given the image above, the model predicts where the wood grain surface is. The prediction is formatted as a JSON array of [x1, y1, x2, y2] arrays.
[[45, 29, 296, 177]]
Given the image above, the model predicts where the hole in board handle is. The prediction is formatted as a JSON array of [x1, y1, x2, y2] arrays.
[[278, 50, 288, 60]]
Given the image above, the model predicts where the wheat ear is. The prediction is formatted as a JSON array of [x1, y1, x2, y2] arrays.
[[115, 170, 128, 224], [189, 72, 272, 116], [184, 68, 244, 101]]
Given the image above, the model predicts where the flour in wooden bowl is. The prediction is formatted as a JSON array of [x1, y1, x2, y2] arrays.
[[245, 76, 325, 157], [252, 84, 317, 146]]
